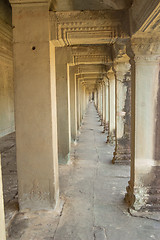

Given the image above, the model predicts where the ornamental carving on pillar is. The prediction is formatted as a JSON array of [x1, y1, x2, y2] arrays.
[[131, 38, 160, 56]]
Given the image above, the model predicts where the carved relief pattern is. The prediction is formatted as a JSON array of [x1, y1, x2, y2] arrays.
[[131, 37, 160, 59], [50, 11, 127, 46]]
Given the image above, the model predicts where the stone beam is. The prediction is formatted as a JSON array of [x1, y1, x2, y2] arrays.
[[78, 64, 107, 74], [77, 73, 104, 79], [50, 10, 129, 46], [130, 0, 160, 36], [68, 45, 112, 66]]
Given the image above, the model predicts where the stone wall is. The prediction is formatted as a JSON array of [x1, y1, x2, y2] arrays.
[[0, 0, 15, 137]]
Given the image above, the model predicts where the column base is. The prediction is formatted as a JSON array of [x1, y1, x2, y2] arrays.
[[106, 132, 115, 144], [102, 121, 106, 132], [58, 153, 70, 165], [125, 181, 160, 212], [112, 149, 131, 164], [71, 138, 77, 146], [100, 117, 104, 126], [112, 137, 131, 164]]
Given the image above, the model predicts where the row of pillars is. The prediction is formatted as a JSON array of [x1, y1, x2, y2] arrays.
[[0, 0, 90, 223], [94, 61, 131, 165], [0, 1, 160, 238], [94, 51, 160, 212]]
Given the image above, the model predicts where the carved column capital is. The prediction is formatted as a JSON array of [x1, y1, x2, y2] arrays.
[[103, 78, 109, 86], [107, 69, 115, 81], [114, 61, 130, 74], [131, 37, 160, 63]]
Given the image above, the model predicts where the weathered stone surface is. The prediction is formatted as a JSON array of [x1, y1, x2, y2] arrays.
[[50, 10, 129, 46], [112, 60, 131, 164], [7, 103, 160, 240], [125, 40, 160, 212], [11, 2, 59, 210]]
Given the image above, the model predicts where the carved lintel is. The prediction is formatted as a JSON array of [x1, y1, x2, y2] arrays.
[[73, 55, 111, 65], [78, 64, 106, 74], [50, 10, 129, 46]]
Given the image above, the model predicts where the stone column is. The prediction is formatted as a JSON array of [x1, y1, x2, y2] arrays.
[[79, 81, 83, 124], [105, 79, 109, 133], [76, 76, 80, 132], [94, 90, 98, 108], [95, 88, 98, 110], [112, 60, 131, 164], [125, 39, 160, 212], [0, 155, 6, 240], [102, 80, 106, 129], [107, 70, 115, 143], [86, 90, 89, 107], [55, 47, 71, 164], [98, 83, 103, 121], [10, 0, 59, 210], [82, 84, 86, 116], [69, 66, 78, 143]]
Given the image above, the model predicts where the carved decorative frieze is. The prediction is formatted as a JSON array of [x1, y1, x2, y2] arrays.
[[73, 55, 110, 65], [50, 10, 129, 46]]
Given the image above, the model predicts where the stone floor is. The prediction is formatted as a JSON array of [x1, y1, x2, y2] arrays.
[[2, 103, 160, 240]]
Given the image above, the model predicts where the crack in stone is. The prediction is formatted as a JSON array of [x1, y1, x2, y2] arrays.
[[128, 208, 160, 222], [53, 201, 65, 239]]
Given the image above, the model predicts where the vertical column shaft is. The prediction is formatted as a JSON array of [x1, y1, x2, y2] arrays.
[[69, 66, 77, 142], [125, 40, 160, 211], [107, 71, 115, 143], [112, 60, 131, 164], [56, 47, 71, 164], [11, 2, 59, 210]]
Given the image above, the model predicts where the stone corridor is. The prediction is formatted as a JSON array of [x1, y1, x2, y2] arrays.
[[6, 103, 160, 240]]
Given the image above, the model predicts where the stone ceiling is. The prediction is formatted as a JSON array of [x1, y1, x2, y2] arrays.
[[52, 0, 133, 11]]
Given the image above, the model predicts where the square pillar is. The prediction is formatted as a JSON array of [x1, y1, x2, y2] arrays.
[[76, 76, 81, 131], [112, 60, 131, 164], [97, 83, 103, 121], [82, 85, 86, 115], [10, 0, 59, 210], [55, 47, 71, 164], [102, 80, 106, 128], [125, 39, 160, 212], [69, 66, 78, 142], [102, 79, 107, 132], [94, 90, 98, 108], [105, 79, 109, 133], [107, 70, 115, 143]]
